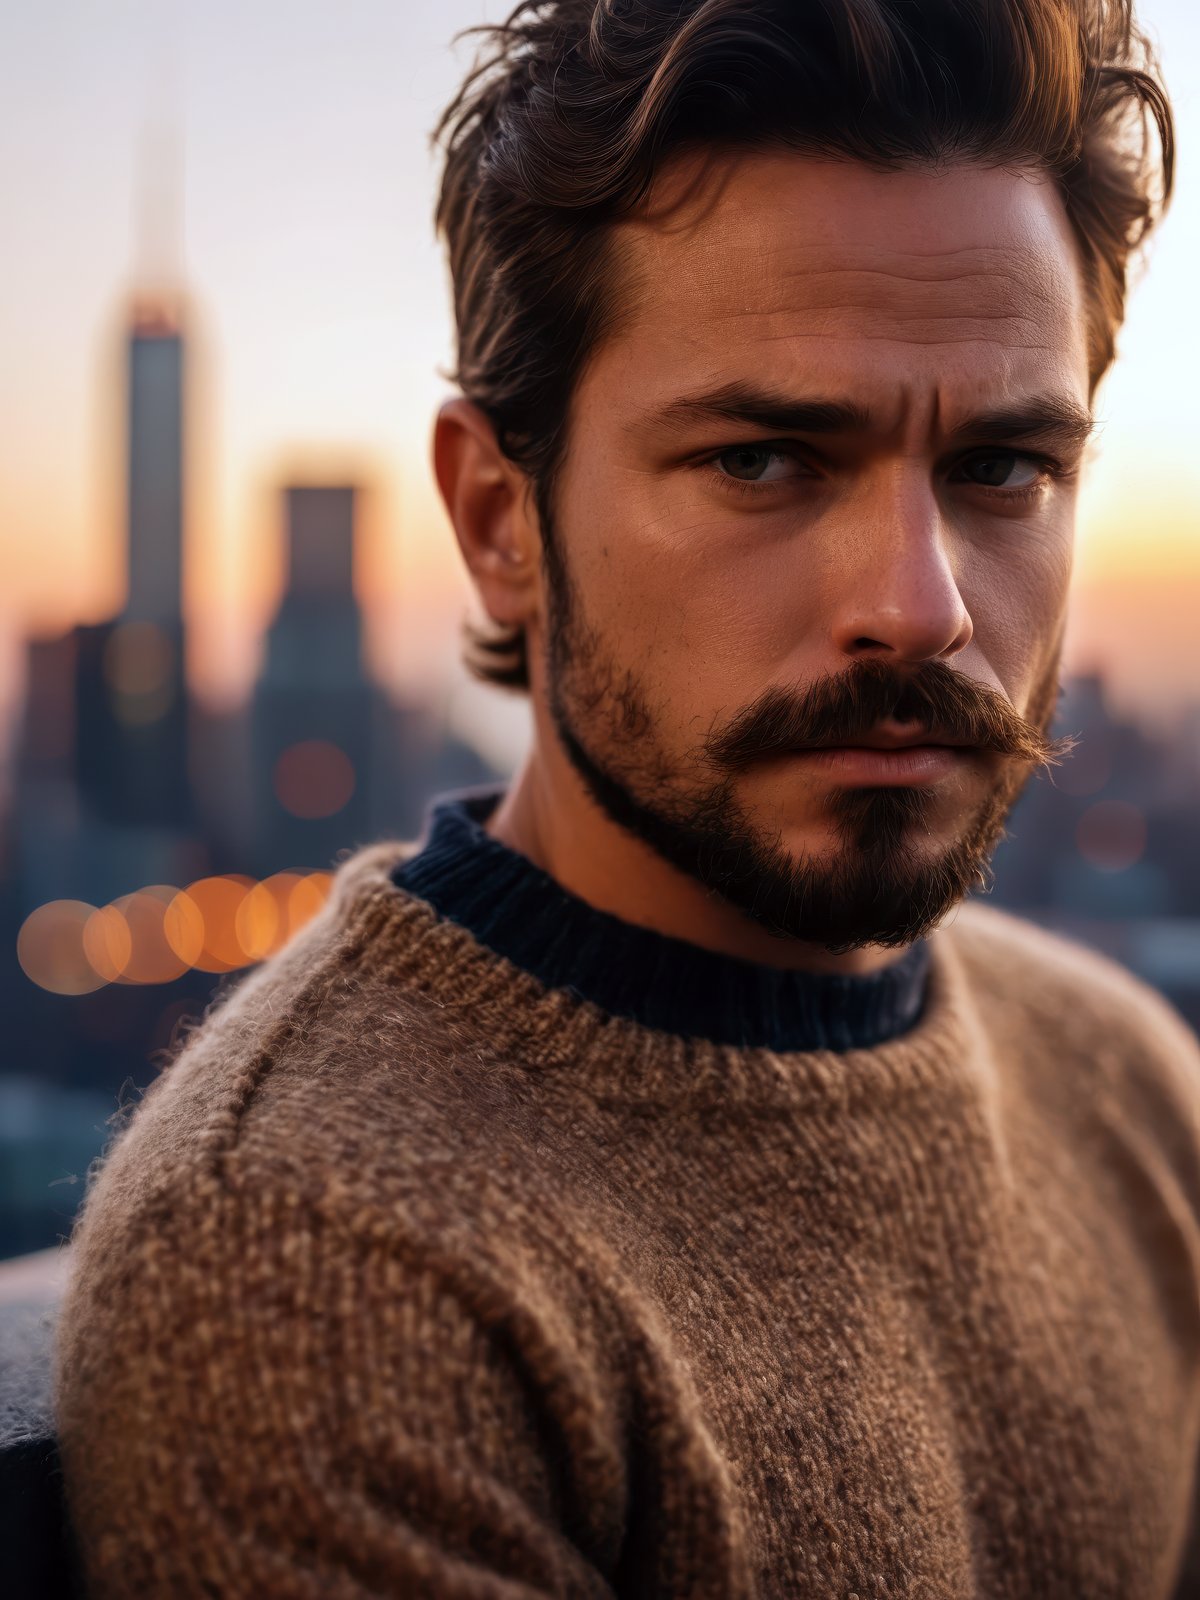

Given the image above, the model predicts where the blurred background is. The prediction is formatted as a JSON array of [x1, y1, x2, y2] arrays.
[[0, 0, 1197, 1263]]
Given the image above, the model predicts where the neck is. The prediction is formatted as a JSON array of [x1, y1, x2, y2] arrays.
[[487, 743, 909, 977], [393, 782, 932, 1052]]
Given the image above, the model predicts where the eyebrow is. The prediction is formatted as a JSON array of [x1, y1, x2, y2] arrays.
[[636, 382, 1096, 454]]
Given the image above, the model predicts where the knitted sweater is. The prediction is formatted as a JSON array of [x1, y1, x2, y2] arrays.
[[391, 786, 934, 1053], [52, 825, 1200, 1598]]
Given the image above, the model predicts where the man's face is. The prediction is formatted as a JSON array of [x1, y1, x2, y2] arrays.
[[528, 152, 1092, 952]]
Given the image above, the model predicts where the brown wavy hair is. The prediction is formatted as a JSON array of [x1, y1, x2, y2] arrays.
[[433, 0, 1173, 691]]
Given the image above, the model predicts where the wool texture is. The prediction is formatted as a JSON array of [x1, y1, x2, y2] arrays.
[[390, 784, 933, 1052], [52, 833, 1200, 1598]]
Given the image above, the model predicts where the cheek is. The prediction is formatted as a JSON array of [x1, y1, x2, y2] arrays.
[[559, 466, 814, 704], [961, 516, 1074, 696]]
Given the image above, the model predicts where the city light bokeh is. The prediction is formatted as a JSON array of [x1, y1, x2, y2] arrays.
[[17, 870, 333, 995]]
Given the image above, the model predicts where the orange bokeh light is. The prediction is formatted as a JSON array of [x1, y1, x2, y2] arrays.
[[18, 870, 338, 994], [108, 887, 193, 984], [1076, 800, 1148, 873], [81, 903, 133, 983], [17, 900, 105, 995], [162, 890, 206, 968], [103, 620, 172, 696], [289, 872, 333, 931], [237, 871, 335, 960], [273, 740, 355, 819], [235, 877, 287, 962], [173, 875, 256, 971]]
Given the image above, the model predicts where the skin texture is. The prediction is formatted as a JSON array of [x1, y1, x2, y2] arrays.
[[432, 151, 1092, 975]]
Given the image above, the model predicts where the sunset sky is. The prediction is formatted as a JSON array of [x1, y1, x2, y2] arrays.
[[1, 0, 1197, 769]]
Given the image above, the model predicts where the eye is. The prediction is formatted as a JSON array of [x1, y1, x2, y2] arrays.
[[711, 443, 808, 484], [956, 452, 1046, 491]]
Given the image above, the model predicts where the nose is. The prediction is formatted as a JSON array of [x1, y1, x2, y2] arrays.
[[827, 469, 973, 665]]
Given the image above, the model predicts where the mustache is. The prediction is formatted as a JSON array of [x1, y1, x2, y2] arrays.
[[705, 658, 1076, 773]]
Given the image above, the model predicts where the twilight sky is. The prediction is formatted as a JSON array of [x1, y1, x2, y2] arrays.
[[1, 0, 1197, 767]]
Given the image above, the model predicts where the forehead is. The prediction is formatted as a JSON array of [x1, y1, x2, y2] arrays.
[[599, 151, 1089, 419]]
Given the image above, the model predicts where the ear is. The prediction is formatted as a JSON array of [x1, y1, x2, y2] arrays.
[[431, 398, 541, 628]]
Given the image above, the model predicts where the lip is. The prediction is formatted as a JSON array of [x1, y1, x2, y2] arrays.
[[788, 745, 969, 785]]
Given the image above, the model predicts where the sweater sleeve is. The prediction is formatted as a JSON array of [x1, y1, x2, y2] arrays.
[[52, 1162, 624, 1600]]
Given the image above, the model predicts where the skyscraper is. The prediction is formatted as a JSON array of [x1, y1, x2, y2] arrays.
[[76, 297, 192, 829], [249, 485, 374, 871], [125, 302, 184, 626]]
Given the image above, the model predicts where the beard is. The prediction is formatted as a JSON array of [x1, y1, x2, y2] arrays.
[[537, 502, 1074, 955]]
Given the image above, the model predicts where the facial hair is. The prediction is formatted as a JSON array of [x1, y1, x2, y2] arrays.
[[536, 498, 1074, 954]]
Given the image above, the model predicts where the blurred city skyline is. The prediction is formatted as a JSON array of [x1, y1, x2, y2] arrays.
[[1, 0, 1198, 780], [0, 284, 500, 1258]]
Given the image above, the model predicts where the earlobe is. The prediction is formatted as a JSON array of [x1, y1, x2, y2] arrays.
[[431, 398, 539, 627]]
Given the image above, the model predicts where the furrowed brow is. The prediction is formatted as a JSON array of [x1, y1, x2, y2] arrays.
[[631, 383, 1095, 456], [634, 382, 873, 438], [946, 397, 1096, 455]]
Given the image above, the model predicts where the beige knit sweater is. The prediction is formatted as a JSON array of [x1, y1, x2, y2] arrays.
[[53, 836, 1200, 1598]]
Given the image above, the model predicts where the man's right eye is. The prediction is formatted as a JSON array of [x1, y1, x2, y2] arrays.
[[710, 443, 809, 484]]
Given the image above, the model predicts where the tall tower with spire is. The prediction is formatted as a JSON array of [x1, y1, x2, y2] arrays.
[[125, 302, 184, 626], [125, 123, 185, 626], [76, 124, 193, 830]]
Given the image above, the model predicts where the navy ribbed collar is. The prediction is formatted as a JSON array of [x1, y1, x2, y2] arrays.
[[390, 783, 931, 1052]]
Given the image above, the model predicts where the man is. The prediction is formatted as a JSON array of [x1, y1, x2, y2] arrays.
[[53, 1, 1200, 1596]]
